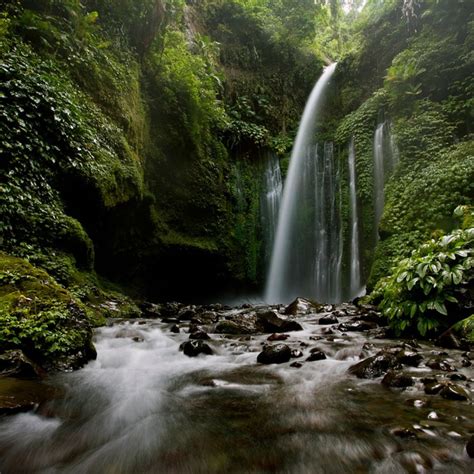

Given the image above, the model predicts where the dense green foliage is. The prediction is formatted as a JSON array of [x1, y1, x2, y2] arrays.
[[371, 207, 474, 336]]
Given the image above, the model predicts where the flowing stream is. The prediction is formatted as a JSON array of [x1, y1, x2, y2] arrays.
[[0, 310, 473, 473], [265, 64, 338, 304]]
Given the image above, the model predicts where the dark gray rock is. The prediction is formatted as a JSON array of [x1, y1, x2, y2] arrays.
[[215, 318, 256, 335], [0, 351, 43, 379], [382, 371, 414, 388], [170, 324, 180, 334], [290, 362, 303, 368], [284, 298, 321, 316], [440, 384, 469, 401], [396, 350, 423, 367], [466, 435, 474, 458], [319, 314, 338, 325], [306, 351, 326, 362], [348, 351, 401, 379], [257, 344, 291, 364], [180, 340, 213, 357], [426, 359, 457, 372], [338, 319, 378, 332], [189, 330, 210, 340], [257, 311, 303, 333], [267, 333, 289, 341], [437, 329, 462, 350], [290, 350, 303, 358]]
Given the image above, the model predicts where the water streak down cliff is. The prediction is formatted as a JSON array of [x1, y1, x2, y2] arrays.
[[265, 64, 340, 303]]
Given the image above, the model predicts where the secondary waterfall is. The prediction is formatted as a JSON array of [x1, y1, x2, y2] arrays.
[[373, 122, 385, 224], [261, 154, 283, 265], [373, 120, 399, 227], [265, 63, 338, 303], [348, 139, 362, 297]]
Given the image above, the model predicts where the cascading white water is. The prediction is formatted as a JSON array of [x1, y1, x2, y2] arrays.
[[374, 120, 399, 228], [348, 139, 362, 298], [265, 63, 338, 303], [261, 153, 282, 264], [373, 122, 385, 224]]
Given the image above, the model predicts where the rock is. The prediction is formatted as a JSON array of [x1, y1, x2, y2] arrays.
[[424, 382, 444, 395], [189, 330, 210, 340], [348, 351, 400, 379], [140, 302, 161, 318], [191, 311, 218, 325], [215, 319, 255, 335], [306, 351, 326, 362], [439, 384, 469, 401], [461, 358, 471, 367], [177, 308, 196, 321], [450, 373, 467, 381], [0, 350, 43, 379], [256, 311, 303, 333], [426, 359, 457, 372], [267, 333, 289, 341], [321, 327, 334, 335], [466, 435, 474, 458], [382, 371, 414, 388], [257, 344, 291, 364], [319, 315, 338, 325], [390, 427, 417, 438], [0, 378, 57, 416], [180, 340, 213, 357], [338, 319, 378, 332], [132, 336, 144, 343], [437, 329, 462, 350], [290, 362, 303, 368], [284, 298, 320, 316], [396, 350, 423, 367], [290, 350, 303, 358], [170, 324, 180, 334]]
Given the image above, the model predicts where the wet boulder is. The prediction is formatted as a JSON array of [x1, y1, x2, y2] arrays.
[[267, 333, 290, 341], [257, 344, 291, 364], [424, 381, 445, 395], [338, 319, 378, 332], [466, 435, 474, 458], [180, 340, 213, 357], [284, 298, 321, 316], [437, 329, 463, 350], [0, 350, 43, 379], [290, 349, 303, 358], [426, 359, 457, 372], [140, 302, 161, 318], [382, 371, 414, 388], [256, 311, 303, 333], [318, 314, 338, 325], [170, 324, 180, 334], [0, 378, 57, 415], [189, 329, 210, 340], [177, 307, 196, 321], [191, 311, 218, 325], [215, 317, 256, 335], [440, 383, 469, 401], [396, 349, 423, 367], [348, 351, 401, 379], [306, 350, 326, 362]]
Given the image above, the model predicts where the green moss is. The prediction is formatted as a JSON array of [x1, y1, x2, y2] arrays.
[[0, 252, 95, 370], [453, 315, 474, 343]]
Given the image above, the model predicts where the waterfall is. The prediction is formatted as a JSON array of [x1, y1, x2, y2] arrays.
[[261, 153, 282, 264], [348, 139, 362, 298], [265, 63, 339, 303], [373, 122, 385, 224], [374, 120, 399, 227]]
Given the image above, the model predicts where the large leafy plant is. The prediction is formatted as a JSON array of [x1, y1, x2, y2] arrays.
[[372, 206, 474, 336]]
